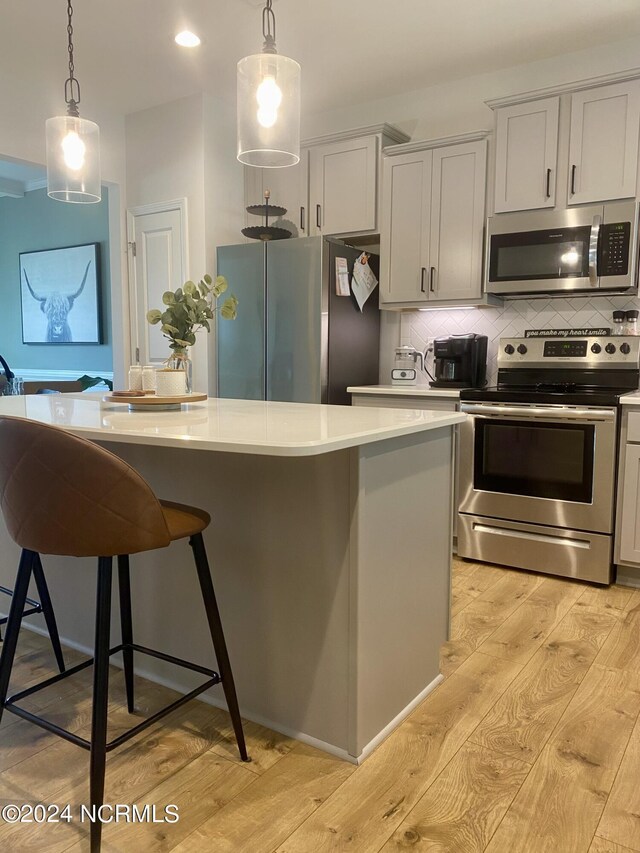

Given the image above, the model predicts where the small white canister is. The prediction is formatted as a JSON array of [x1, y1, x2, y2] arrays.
[[156, 369, 187, 397], [142, 365, 157, 393], [128, 365, 143, 391]]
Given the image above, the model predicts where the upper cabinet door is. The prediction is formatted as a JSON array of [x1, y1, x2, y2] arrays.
[[309, 136, 378, 236], [380, 150, 432, 304], [494, 97, 559, 213], [244, 151, 309, 238], [568, 81, 640, 206], [429, 140, 487, 302]]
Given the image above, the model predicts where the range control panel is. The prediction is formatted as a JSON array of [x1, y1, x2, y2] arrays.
[[543, 340, 588, 358], [498, 336, 640, 369], [600, 222, 631, 276]]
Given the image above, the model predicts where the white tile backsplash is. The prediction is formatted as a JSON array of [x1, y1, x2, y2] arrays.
[[401, 294, 640, 385]]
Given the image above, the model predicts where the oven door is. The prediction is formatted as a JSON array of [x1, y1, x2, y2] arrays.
[[458, 403, 617, 534]]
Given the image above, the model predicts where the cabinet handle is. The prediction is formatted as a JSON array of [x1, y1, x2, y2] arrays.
[[300, 206, 305, 232], [316, 204, 322, 229], [430, 267, 436, 293], [421, 267, 427, 293], [545, 168, 552, 199], [570, 164, 577, 195]]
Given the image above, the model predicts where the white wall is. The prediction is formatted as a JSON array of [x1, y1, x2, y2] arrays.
[[125, 94, 208, 391], [125, 93, 243, 395], [303, 35, 640, 141], [203, 95, 245, 395]]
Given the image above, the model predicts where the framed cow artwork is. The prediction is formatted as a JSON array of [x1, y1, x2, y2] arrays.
[[19, 243, 101, 345]]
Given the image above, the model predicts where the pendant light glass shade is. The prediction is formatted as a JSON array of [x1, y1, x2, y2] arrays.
[[237, 52, 300, 167], [46, 0, 101, 204], [46, 115, 101, 203]]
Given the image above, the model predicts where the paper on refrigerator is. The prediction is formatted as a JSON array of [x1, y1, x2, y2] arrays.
[[335, 257, 350, 296], [351, 253, 378, 312]]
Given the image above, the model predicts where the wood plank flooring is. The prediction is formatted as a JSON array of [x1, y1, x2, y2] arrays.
[[2, 557, 640, 852]]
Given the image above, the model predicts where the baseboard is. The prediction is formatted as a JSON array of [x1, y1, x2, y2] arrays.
[[14, 621, 444, 764], [354, 673, 445, 764], [10, 368, 113, 382]]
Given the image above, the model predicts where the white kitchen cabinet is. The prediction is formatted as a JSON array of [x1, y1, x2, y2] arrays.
[[379, 149, 432, 303], [380, 134, 488, 307], [568, 80, 640, 205], [430, 141, 487, 302], [243, 125, 409, 241], [493, 97, 559, 212], [309, 136, 378, 236]]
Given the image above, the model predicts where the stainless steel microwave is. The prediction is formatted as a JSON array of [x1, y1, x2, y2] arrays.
[[485, 200, 639, 296]]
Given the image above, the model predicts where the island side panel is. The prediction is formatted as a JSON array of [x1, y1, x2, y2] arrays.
[[349, 428, 453, 759], [114, 443, 355, 752]]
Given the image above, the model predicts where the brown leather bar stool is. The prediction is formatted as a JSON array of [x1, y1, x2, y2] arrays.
[[0, 417, 248, 852]]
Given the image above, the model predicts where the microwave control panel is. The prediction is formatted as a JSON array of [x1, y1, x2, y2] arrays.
[[600, 222, 630, 276]]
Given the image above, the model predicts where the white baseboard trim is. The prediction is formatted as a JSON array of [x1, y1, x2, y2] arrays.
[[15, 622, 444, 764], [11, 368, 113, 382], [354, 673, 445, 764]]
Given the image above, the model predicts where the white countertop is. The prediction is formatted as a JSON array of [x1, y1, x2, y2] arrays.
[[620, 391, 640, 405], [0, 394, 465, 457], [348, 384, 461, 399]]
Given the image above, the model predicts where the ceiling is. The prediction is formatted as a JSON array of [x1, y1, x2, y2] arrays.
[[1, 0, 640, 122]]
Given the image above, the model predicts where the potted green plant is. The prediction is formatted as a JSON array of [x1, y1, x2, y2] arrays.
[[146, 274, 237, 393]]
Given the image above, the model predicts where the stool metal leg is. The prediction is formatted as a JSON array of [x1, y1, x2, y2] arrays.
[[90, 557, 112, 853], [117, 555, 135, 713], [31, 554, 66, 674], [190, 533, 248, 762], [0, 550, 34, 726]]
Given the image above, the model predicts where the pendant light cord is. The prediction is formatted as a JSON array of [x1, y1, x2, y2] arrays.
[[262, 0, 277, 53], [64, 0, 81, 116]]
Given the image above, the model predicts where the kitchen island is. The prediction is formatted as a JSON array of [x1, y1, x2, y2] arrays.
[[0, 394, 464, 762]]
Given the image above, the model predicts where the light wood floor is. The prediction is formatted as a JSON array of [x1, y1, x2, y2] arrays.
[[3, 558, 640, 852]]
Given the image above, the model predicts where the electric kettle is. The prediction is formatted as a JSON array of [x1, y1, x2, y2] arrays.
[[391, 346, 424, 386]]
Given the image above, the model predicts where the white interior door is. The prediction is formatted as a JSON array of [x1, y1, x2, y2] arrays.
[[128, 202, 187, 367]]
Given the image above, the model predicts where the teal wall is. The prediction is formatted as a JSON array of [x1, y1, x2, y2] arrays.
[[0, 187, 112, 372]]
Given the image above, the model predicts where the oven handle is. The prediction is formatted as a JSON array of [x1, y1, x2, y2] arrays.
[[461, 403, 616, 422], [589, 215, 601, 286]]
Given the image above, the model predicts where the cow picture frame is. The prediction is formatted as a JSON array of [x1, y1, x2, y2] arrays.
[[19, 243, 101, 345]]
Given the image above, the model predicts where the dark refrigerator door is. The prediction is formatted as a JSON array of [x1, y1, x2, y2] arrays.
[[216, 242, 265, 400], [327, 242, 381, 405]]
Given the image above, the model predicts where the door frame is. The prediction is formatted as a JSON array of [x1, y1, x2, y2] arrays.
[[126, 198, 189, 364]]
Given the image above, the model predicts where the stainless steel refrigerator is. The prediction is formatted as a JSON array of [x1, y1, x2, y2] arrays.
[[216, 237, 380, 404]]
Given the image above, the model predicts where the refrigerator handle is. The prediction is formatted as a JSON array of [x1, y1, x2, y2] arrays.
[[300, 206, 305, 233]]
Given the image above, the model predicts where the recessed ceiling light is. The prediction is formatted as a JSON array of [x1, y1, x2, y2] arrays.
[[175, 31, 201, 48]]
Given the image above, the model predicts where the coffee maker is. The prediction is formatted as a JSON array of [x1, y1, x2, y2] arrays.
[[430, 334, 488, 389]]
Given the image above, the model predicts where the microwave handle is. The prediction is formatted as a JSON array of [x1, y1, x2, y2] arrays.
[[589, 215, 601, 286]]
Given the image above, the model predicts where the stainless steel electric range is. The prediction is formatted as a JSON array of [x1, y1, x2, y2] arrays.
[[458, 335, 640, 584]]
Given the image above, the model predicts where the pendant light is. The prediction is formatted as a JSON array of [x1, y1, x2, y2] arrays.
[[237, 0, 301, 168], [46, 0, 101, 203]]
